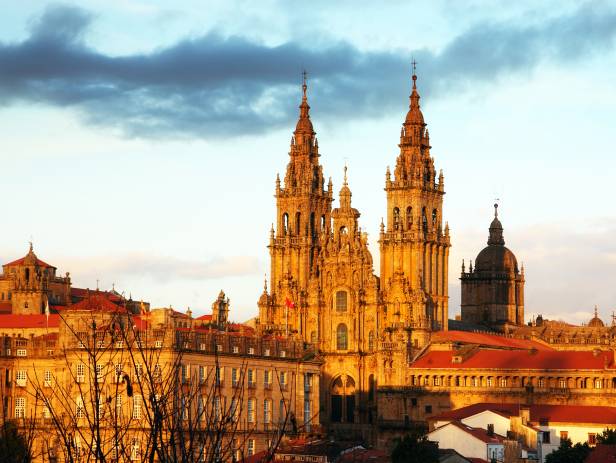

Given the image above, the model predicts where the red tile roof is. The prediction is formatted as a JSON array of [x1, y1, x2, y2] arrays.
[[71, 287, 124, 303], [195, 314, 212, 321], [446, 421, 505, 444], [67, 293, 125, 312], [584, 444, 616, 463], [0, 314, 60, 329], [413, 348, 613, 370], [3, 255, 55, 268], [431, 403, 616, 426], [432, 330, 552, 350]]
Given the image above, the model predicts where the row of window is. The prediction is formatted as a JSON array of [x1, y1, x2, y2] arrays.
[[392, 206, 438, 231], [414, 375, 611, 389]]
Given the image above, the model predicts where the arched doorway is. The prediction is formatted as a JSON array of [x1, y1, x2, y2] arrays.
[[331, 375, 355, 423]]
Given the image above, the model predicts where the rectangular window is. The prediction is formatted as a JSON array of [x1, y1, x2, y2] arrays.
[[96, 365, 104, 383], [280, 371, 287, 388], [230, 398, 239, 422], [559, 379, 567, 389], [560, 431, 569, 441], [248, 398, 256, 423], [411, 398, 418, 407], [264, 399, 271, 424], [135, 363, 143, 380], [425, 405, 432, 414], [264, 348, 270, 357], [304, 373, 312, 392], [115, 363, 123, 383], [264, 370, 271, 388], [42, 405, 51, 419], [248, 369, 255, 387], [76, 397, 85, 419], [199, 365, 206, 383], [76, 363, 85, 383], [133, 395, 142, 420], [154, 364, 162, 382], [538, 378, 545, 388], [500, 378, 507, 387], [115, 340, 124, 349], [433, 377, 440, 386], [16, 349, 26, 357], [595, 379, 603, 389], [248, 347, 255, 355], [336, 291, 348, 312], [232, 345, 239, 353], [155, 340, 163, 348], [589, 433, 597, 446], [16, 370, 27, 387], [487, 377, 493, 387], [247, 439, 255, 457], [130, 439, 140, 461], [232, 368, 239, 387], [181, 364, 189, 383], [216, 366, 224, 385], [214, 396, 221, 421], [15, 397, 26, 418], [116, 394, 122, 415], [304, 399, 311, 430]]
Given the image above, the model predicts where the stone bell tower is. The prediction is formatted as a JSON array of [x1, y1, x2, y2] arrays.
[[379, 68, 450, 347], [259, 75, 333, 337], [4, 243, 51, 315]]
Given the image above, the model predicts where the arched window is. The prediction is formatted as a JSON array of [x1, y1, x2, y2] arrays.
[[339, 226, 348, 235], [283, 213, 289, 235], [393, 207, 400, 231], [335, 291, 348, 312], [422, 207, 427, 232], [368, 331, 375, 351], [336, 324, 348, 350], [406, 207, 412, 230], [295, 212, 301, 236], [310, 331, 317, 343], [25, 268, 30, 282], [321, 215, 326, 230], [432, 209, 437, 226]]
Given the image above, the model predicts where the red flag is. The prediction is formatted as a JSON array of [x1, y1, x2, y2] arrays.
[[285, 297, 295, 309]]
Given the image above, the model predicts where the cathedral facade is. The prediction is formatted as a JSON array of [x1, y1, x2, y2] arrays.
[[257, 71, 450, 434]]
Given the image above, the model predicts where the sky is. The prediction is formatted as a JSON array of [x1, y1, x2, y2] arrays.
[[1, 1, 616, 325]]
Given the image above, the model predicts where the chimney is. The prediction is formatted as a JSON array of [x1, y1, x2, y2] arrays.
[[487, 423, 495, 436]]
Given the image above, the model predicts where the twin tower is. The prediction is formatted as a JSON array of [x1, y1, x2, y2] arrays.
[[257, 70, 449, 422]]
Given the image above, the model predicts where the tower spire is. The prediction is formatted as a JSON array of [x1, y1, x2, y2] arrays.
[[294, 70, 314, 137]]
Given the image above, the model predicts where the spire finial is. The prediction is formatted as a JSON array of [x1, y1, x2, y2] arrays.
[[264, 274, 268, 293], [595, 305, 599, 318], [494, 201, 499, 218], [343, 160, 348, 186], [302, 69, 308, 100], [411, 58, 417, 89]]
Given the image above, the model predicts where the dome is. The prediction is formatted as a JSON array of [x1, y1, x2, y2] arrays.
[[295, 115, 314, 134], [473, 204, 519, 274], [589, 316, 605, 328], [588, 306, 604, 328], [474, 245, 519, 274]]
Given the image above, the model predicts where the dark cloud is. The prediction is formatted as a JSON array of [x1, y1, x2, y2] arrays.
[[1, 3, 615, 138]]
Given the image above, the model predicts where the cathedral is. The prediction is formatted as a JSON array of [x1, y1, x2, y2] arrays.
[[256, 70, 450, 434]]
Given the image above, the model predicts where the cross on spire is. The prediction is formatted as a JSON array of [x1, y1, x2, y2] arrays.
[[302, 69, 308, 98]]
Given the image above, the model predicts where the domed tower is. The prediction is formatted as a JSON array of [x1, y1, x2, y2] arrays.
[[460, 204, 525, 331]]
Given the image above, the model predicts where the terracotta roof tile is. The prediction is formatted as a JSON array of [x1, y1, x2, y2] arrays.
[[432, 330, 552, 350], [413, 348, 613, 370], [67, 293, 125, 312], [431, 403, 616, 426], [0, 314, 59, 329], [3, 255, 55, 268], [446, 421, 505, 444]]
